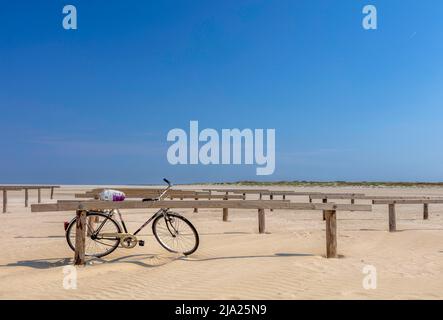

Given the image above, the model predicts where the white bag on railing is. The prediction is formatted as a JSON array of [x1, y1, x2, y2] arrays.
[[99, 189, 126, 202]]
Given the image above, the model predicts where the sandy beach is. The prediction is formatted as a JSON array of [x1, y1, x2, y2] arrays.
[[0, 185, 442, 299]]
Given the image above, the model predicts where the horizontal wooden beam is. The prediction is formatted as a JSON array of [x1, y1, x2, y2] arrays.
[[181, 194, 244, 199], [31, 200, 371, 212], [87, 190, 206, 195], [310, 193, 366, 199], [311, 194, 443, 200], [0, 186, 59, 190], [368, 196, 443, 200], [67, 194, 245, 201], [0, 187, 23, 191], [260, 191, 323, 196], [202, 189, 270, 193], [76, 190, 210, 198], [373, 199, 443, 205]]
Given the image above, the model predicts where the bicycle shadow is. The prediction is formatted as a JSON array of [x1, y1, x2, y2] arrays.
[[0, 252, 313, 270], [89, 253, 183, 268], [0, 253, 182, 270]]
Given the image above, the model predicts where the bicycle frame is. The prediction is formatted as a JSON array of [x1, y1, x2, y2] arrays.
[[91, 179, 175, 238]]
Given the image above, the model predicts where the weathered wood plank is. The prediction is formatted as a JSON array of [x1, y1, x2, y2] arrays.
[[2, 190, 6, 213], [25, 189, 29, 207], [74, 210, 87, 265], [258, 209, 265, 233], [322, 198, 327, 220], [423, 203, 429, 220], [0, 186, 23, 191], [289, 203, 371, 211], [222, 208, 229, 222], [203, 189, 270, 194], [0, 185, 59, 190], [369, 196, 443, 200], [259, 191, 324, 196], [222, 193, 228, 221], [75, 193, 243, 200], [325, 210, 337, 258], [194, 197, 198, 213], [373, 199, 443, 205], [32, 200, 372, 212], [270, 194, 274, 212], [388, 203, 396, 232], [310, 193, 366, 200]]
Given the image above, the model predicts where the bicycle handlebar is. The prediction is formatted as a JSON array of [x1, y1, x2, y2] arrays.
[[142, 179, 172, 202]]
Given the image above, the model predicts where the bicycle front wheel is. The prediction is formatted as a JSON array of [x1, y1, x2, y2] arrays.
[[152, 212, 199, 255]]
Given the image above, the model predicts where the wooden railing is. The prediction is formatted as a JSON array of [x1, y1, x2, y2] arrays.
[[372, 199, 443, 232], [1, 185, 59, 213], [31, 200, 371, 264]]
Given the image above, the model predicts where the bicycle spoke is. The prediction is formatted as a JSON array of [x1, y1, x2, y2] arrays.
[[67, 213, 121, 258], [153, 213, 198, 255]]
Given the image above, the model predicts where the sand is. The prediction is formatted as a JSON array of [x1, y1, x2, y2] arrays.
[[0, 185, 442, 299]]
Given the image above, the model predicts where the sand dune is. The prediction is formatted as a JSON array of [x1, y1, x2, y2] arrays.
[[0, 185, 442, 299]]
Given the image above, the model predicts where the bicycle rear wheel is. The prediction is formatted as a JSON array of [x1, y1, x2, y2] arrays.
[[66, 211, 121, 258], [152, 212, 199, 255]]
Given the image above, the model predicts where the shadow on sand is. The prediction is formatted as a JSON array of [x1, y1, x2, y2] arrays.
[[0, 251, 313, 270], [181, 252, 314, 262], [14, 235, 65, 239]]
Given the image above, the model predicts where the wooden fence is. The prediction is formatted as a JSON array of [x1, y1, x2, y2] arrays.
[[1, 185, 59, 213], [31, 200, 371, 264], [372, 199, 443, 232]]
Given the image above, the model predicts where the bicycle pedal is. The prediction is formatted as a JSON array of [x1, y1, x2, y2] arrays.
[[138, 240, 145, 247]]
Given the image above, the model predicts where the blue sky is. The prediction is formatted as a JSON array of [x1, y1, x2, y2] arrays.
[[1, 0, 443, 184]]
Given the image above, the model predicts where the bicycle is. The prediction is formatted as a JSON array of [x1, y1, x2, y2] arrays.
[[65, 179, 199, 258]]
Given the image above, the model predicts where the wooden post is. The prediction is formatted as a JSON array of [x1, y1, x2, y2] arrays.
[[2, 190, 7, 213], [258, 208, 265, 234], [25, 189, 29, 207], [282, 194, 286, 200], [309, 196, 312, 203], [423, 203, 429, 220], [388, 203, 396, 232], [50, 187, 54, 199], [351, 198, 355, 204], [38, 188, 41, 203], [193, 197, 198, 213], [222, 192, 228, 221], [208, 190, 211, 200], [322, 198, 327, 220], [222, 208, 229, 222], [270, 194, 274, 212], [74, 209, 87, 265], [259, 193, 262, 200], [324, 210, 337, 258], [242, 193, 246, 200]]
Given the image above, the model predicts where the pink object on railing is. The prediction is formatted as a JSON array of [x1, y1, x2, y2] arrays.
[[99, 190, 126, 202]]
